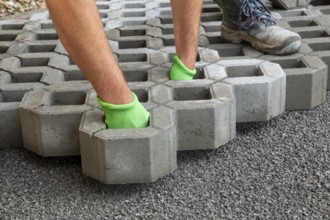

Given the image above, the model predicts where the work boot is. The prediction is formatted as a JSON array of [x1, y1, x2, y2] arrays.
[[214, 0, 301, 55]]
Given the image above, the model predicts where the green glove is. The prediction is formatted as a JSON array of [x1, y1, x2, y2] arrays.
[[170, 54, 197, 80], [97, 93, 150, 129]]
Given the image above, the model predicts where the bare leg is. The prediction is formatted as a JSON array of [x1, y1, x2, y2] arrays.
[[46, 0, 132, 104], [170, 0, 203, 69]]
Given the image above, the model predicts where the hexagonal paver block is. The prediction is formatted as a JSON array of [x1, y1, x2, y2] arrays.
[[0, 71, 45, 148], [303, 38, 330, 90], [217, 59, 286, 122], [262, 54, 327, 110], [79, 106, 177, 184], [19, 83, 96, 156], [151, 80, 236, 151], [0, 55, 64, 85]]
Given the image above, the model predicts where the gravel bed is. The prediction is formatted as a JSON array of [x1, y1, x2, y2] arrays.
[[0, 0, 46, 18]]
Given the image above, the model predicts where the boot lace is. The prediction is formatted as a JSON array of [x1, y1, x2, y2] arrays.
[[239, 0, 276, 30]]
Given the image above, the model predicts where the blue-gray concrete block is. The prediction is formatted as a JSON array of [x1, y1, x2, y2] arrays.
[[303, 38, 330, 90], [152, 80, 236, 151], [262, 54, 328, 110], [0, 81, 44, 149], [79, 106, 177, 184], [218, 59, 286, 122], [19, 83, 95, 156], [0, 56, 64, 85]]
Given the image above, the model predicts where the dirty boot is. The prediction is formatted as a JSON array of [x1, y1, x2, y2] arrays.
[[214, 0, 301, 55]]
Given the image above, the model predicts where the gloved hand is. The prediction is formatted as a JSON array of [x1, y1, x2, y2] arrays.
[[170, 54, 197, 80], [97, 93, 150, 129]]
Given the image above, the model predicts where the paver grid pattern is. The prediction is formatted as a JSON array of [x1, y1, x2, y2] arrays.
[[0, 1, 330, 157], [0, 0, 329, 218], [0, 0, 329, 181]]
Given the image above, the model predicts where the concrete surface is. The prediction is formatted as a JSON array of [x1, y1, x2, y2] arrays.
[[262, 53, 328, 110], [19, 83, 95, 156], [219, 59, 286, 122], [163, 81, 236, 150], [80, 106, 177, 184]]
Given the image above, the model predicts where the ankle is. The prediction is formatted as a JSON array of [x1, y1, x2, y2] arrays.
[[99, 87, 133, 105]]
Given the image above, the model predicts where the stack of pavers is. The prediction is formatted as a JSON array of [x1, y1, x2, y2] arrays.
[[0, 0, 329, 184]]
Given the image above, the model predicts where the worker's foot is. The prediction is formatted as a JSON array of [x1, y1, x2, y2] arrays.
[[97, 93, 150, 129], [215, 0, 301, 55], [170, 54, 196, 80]]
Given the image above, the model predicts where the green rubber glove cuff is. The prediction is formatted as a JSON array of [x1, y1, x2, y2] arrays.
[[97, 93, 150, 129], [170, 54, 197, 80]]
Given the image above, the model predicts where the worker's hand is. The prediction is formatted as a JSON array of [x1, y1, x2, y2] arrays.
[[97, 93, 150, 129], [170, 54, 196, 80]]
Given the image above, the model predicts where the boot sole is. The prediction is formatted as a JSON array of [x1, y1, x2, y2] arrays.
[[220, 26, 301, 55]]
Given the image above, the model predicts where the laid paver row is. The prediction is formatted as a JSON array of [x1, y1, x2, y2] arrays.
[[0, 0, 329, 184]]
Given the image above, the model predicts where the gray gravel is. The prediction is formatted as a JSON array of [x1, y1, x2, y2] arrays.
[[1, 91, 329, 219]]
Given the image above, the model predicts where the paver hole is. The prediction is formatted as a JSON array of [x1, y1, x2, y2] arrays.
[[97, 4, 110, 9], [11, 72, 43, 83], [123, 69, 148, 82], [298, 30, 330, 39], [203, 25, 220, 32], [21, 58, 50, 67], [0, 34, 17, 41], [159, 2, 170, 7], [202, 7, 221, 13], [64, 70, 87, 81], [0, 45, 9, 54], [194, 68, 206, 79], [41, 23, 54, 29], [120, 29, 146, 36], [160, 10, 172, 15], [163, 38, 175, 46], [132, 89, 148, 102], [118, 40, 147, 49], [201, 14, 222, 22], [25, 44, 56, 53], [69, 58, 76, 65], [160, 17, 173, 24], [320, 9, 330, 15], [311, 0, 329, 6], [173, 87, 211, 101], [288, 19, 318, 27], [309, 42, 330, 51], [99, 12, 108, 18], [49, 91, 86, 106], [124, 3, 145, 8], [1, 24, 24, 30], [122, 20, 146, 26], [118, 53, 147, 62], [271, 59, 307, 69], [36, 33, 58, 40], [207, 36, 229, 44], [226, 65, 263, 78], [217, 46, 244, 57], [162, 27, 174, 35], [122, 11, 145, 17], [278, 10, 307, 17], [0, 90, 26, 102]]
